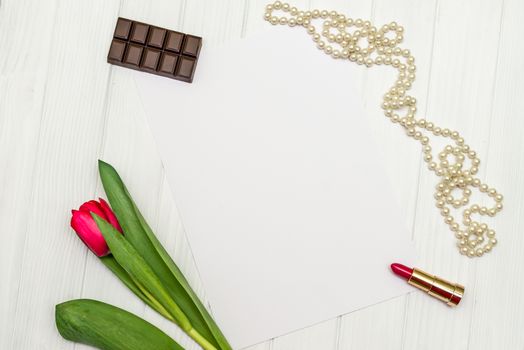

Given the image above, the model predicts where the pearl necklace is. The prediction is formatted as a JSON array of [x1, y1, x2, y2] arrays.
[[264, 1, 503, 258]]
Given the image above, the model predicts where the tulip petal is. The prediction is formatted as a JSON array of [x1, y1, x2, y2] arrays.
[[71, 210, 109, 257], [79, 200, 107, 220], [99, 198, 123, 233]]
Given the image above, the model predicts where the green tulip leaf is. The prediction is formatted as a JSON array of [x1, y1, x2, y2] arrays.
[[98, 160, 232, 350], [100, 256, 148, 304], [56, 299, 184, 350], [100, 256, 173, 321], [93, 214, 191, 332]]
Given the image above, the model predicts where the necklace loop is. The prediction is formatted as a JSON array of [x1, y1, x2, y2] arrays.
[[264, 1, 503, 257]]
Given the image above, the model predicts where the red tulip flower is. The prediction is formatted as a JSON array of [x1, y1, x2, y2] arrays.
[[71, 198, 123, 257]]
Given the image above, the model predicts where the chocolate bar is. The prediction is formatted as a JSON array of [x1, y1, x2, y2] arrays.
[[107, 18, 202, 83]]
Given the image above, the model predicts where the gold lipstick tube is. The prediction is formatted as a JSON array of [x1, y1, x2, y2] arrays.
[[408, 268, 465, 306]]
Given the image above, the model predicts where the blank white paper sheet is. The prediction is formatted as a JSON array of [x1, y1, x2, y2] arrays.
[[134, 26, 416, 349]]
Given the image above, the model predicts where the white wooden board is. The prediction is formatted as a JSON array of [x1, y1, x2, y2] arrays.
[[1, 0, 523, 349]]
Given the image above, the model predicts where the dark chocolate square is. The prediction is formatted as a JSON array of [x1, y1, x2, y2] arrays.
[[130, 22, 150, 44], [114, 18, 132, 40], [158, 52, 179, 76], [107, 40, 127, 62], [182, 35, 202, 57], [140, 48, 161, 71], [174, 56, 196, 82], [147, 27, 167, 48], [165, 31, 185, 53], [123, 43, 144, 66]]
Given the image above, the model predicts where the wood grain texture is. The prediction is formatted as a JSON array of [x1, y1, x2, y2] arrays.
[[1, 0, 523, 349]]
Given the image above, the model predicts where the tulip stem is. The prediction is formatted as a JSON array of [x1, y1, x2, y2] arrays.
[[188, 328, 218, 350], [130, 275, 175, 322], [132, 276, 217, 350]]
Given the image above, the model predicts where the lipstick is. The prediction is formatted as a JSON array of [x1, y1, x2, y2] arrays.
[[391, 263, 464, 306]]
